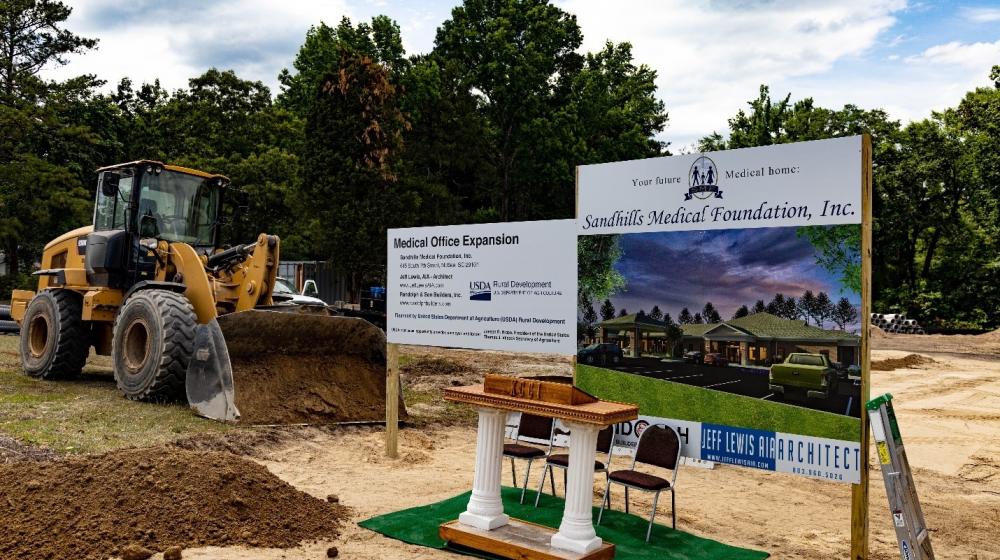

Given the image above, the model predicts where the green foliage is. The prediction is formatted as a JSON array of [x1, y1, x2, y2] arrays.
[[797, 225, 862, 295], [832, 297, 859, 330], [702, 302, 721, 323], [705, 80, 1000, 329], [278, 16, 407, 117], [580, 297, 598, 338], [0, 0, 96, 103], [3, 0, 997, 332], [300, 48, 419, 293], [678, 307, 692, 324], [0, 1, 97, 276], [648, 305, 663, 321], [765, 293, 799, 320], [599, 299, 615, 321], [428, 0, 666, 220], [107, 69, 304, 251], [577, 235, 624, 307]]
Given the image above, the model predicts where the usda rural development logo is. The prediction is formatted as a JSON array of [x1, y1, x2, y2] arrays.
[[469, 281, 492, 301], [686, 156, 723, 200]]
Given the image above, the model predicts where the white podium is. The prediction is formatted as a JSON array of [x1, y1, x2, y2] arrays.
[[441, 375, 638, 560]]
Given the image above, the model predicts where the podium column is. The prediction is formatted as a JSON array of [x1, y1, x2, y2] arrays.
[[551, 422, 603, 553], [459, 408, 510, 530]]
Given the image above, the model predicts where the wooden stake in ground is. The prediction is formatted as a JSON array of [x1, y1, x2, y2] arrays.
[[386, 342, 400, 458], [851, 133, 873, 559]]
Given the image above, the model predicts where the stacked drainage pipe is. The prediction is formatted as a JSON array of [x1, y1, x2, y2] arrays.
[[870, 312, 926, 334], [0, 304, 16, 334]]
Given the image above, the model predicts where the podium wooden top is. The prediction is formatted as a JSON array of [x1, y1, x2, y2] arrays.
[[443, 375, 638, 426]]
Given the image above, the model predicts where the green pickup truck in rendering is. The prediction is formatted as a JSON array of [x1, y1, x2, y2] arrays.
[[769, 353, 838, 399]]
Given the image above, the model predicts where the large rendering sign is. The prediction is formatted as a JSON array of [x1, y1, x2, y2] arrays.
[[576, 136, 867, 484], [387, 220, 577, 355]]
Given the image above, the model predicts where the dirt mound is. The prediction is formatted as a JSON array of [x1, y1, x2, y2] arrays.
[[982, 328, 1000, 341], [871, 353, 936, 371], [0, 447, 346, 560], [232, 354, 399, 424], [219, 311, 402, 425]]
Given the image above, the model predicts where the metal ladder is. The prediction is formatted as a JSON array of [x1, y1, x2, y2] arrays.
[[866, 394, 934, 560]]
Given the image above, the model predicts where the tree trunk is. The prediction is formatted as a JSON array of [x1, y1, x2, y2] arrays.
[[4, 239, 18, 276], [922, 171, 962, 280]]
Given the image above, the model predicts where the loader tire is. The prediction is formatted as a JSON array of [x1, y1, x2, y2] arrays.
[[112, 290, 196, 402], [20, 290, 89, 379]]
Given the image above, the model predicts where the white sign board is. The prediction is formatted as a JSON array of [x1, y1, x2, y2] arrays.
[[387, 220, 577, 355], [577, 136, 862, 234]]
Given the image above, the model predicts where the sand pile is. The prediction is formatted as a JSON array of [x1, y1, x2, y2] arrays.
[[871, 353, 936, 371], [0, 447, 347, 560]]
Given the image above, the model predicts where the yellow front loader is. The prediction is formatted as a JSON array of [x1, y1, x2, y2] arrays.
[[10, 161, 392, 423]]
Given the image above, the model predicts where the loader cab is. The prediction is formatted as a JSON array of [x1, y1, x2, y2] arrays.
[[88, 161, 228, 289]]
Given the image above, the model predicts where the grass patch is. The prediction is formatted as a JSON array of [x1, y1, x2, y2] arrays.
[[0, 335, 230, 454], [577, 364, 860, 441], [401, 384, 477, 427]]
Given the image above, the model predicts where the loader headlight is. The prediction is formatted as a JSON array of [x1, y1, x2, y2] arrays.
[[140, 238, 158, 250]]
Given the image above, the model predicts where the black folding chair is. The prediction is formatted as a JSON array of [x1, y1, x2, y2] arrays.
[[534, 425, 614, 507], [503, 413, 554, 503], [597, 424, 681, 542]]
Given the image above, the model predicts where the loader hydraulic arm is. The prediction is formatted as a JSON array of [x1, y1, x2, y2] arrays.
[[233, 234, 279, 312], [206, 243, 255, 271]]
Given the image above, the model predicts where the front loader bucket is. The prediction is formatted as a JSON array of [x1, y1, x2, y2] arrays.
[[208, 309, 404, 425], [186, 320, 241, 422]]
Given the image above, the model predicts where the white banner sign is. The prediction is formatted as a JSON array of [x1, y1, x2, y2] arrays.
[[387, 220, 577, 355], [577, 136, 862, 234], [612, 415, 861, 483]]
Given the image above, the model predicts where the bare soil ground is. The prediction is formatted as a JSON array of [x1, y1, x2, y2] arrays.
[[0, 446, 347, 560], [173, 339, 1000, 560], [873, 326, 1000, 359], [0, 334, 997, 559]]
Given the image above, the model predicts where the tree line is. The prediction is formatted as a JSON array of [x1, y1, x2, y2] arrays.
[[1, 1, 998, 330], [579, 290, 859, 342]]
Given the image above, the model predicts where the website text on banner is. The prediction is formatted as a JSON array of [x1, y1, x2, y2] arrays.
[[576, 136, 865, 484], [387, 219, 578, 355]]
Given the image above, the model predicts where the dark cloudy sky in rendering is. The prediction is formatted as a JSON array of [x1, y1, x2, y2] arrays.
[[605, 226, 860, 325]]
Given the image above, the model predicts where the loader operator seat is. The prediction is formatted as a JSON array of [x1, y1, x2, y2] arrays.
[[138, 198, 161, 238]]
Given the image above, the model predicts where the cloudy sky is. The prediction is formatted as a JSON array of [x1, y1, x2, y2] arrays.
[[605, 227, 861, 325], [45, 1, 1000, 148]]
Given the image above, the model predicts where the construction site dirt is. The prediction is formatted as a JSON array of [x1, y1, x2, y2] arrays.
[[231, 353, 390, 424], [0, 332, 997, 558], [0, 447, 347, 560]]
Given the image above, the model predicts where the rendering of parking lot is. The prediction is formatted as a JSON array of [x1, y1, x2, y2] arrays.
[[579, 225, 863, 424]]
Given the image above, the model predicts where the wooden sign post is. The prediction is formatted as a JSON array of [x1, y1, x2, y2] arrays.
[[385, 342, 400, 459], [851, 134, 873, 559]]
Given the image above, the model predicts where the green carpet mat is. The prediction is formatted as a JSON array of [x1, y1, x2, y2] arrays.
[[359, 486, 769, 560]]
